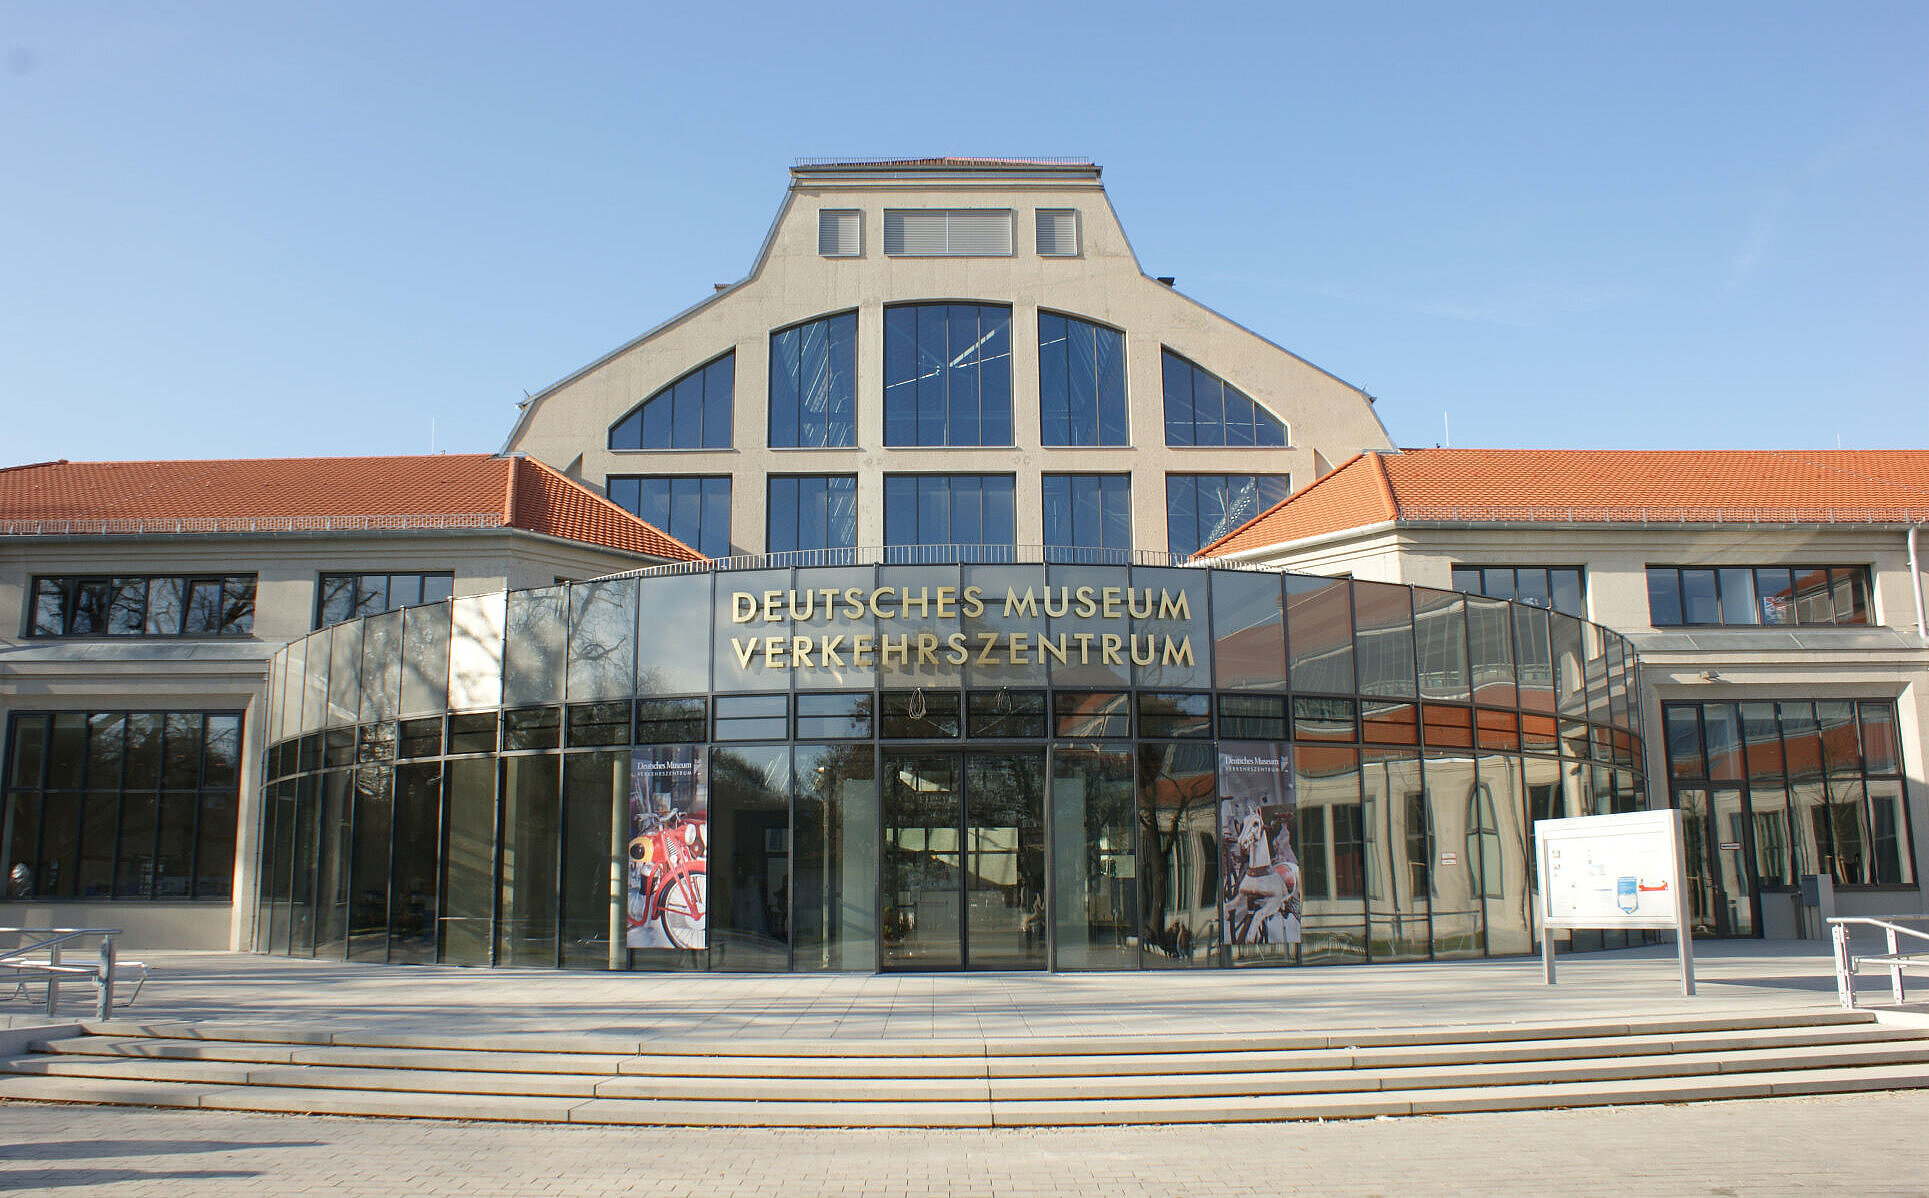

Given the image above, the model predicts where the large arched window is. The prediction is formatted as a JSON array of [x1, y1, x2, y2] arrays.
[[883, 303, 1012, 446], [1162, 350, 1286, 447], [1038, 312, 1127, 446], [608, 353, 735, 451], [769, 312, 857, 447]]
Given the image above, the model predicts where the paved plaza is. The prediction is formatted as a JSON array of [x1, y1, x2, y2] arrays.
[[5, 939, 1928, 1194], [2, 1090, 1926, 1196], [0, 939, 1877, 1044]]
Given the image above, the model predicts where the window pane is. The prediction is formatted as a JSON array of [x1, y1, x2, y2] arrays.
[[1646, 569, 1682, 626], [1717, 568, 1757, 625], [1680, 569, 1719, 624], [608, 352, 735, 451]]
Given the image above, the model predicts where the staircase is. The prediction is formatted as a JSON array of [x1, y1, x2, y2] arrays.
[[3, 1010, 1927, 1127]]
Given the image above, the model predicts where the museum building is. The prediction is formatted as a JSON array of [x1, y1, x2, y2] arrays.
[[3, 158, 1922, 972]]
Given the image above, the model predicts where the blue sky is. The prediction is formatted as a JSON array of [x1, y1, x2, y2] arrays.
[[3, 2, 1924, 463]]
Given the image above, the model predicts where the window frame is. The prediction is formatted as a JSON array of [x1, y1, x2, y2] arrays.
[[26, 574, 257, 639], [1645, 565, 1872, 628], [315, 572, 455, 630]]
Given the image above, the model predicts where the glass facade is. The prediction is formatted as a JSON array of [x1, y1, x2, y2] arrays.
[[883, 304, 1013, 447], [607, 353, 734, 451], [255, 556, 1648, 972], [1166, 475, 1291, 558]]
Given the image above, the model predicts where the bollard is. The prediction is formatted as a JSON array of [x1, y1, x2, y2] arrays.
[[97, 937, 116, 1020]]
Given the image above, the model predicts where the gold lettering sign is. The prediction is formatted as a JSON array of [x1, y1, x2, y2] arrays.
[[722, 585, 1196, 671]]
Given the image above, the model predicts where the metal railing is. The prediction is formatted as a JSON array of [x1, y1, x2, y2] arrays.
[[0, 927, 145, 1019], [1828, 916, 1929, 1009], [597, 543, 1272, 582]]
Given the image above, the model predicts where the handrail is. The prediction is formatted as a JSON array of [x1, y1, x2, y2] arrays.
[[1827, 916, 1929, 1009], [0, 926, 127, 1019]]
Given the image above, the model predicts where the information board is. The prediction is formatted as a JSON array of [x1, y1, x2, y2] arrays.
[[1537, 810, 1683, 929]]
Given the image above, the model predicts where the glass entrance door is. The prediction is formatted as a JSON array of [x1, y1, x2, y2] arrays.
[[882, 750, 1045, 971]]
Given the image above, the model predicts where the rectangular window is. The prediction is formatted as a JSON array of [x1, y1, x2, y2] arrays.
[[27, 575, 256, 638], [316, 572, 454, 628], [882, 209, 1013, 256], [2, 710, 242, 901], [608, 475, 731, 558], [817, 210, 861, 257], [1645, 565, 1872, 627], [767, 476, 857, 557], [1041, 474, 1130, 562], [882, 474, 1015, 562], [1449, 566, 1586, 619], [1165, 475, 1290, 558], [1035, 209, 1080, 256], [883, 303, 1013, 447], [1665, 697, 1910, 889]]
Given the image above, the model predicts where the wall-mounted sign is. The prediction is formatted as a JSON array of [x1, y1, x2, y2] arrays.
[[725, 584, 1197, 671]]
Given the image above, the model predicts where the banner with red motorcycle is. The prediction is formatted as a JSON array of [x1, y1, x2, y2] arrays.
[[1217, 741, 1300, 946], [627, 746, 710, 950]]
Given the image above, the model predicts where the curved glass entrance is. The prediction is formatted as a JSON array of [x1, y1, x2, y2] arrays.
[[883, 750, 1046, 970]]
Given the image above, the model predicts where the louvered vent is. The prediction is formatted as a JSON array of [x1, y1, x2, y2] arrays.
[[1035, 209, 1080, 256], [882, 209, 1014, 256], [818, 210, 861, 257]]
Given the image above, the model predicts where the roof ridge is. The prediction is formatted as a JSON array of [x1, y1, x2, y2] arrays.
[[0, 459, 69, 476], [1367, 450, 1400, 518]]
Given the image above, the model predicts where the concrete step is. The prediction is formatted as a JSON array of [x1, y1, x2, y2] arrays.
[[75, 1008, 1878, 1057], [9, 1036, 1928, 1103], [27, 1021, 1924, 1081], [2, 1058, 1926, 1128], [4, 1012, 1927, 1126]]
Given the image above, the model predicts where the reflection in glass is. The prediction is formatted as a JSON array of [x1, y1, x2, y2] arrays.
[[964, 752, 1046, 970], [1362, 749, 1428, 961], [565, 580, 638, 703], [638, 572, 711, 697], [448, 593, 506, 712], [1051, 745, 1137, 969], [1137, 741, 1218, 968], [794, 743, 878, 971], [709, 746, 792, 971], [1424, 752, 1481, 958], [561, 751, 625, 969], [497, 754, 560, 967], [399, 603, 452, 718], [442, 758, 496, 965], [347, 766, 392, 962], [883, 752, 962, 969], [389, 763, 440, 965]]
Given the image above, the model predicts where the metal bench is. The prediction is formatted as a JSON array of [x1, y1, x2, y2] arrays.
[[1829, 915, 1929, 1009], [0, 927, 146, 1020]]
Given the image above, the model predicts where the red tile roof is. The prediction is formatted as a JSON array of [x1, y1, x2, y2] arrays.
[[1201, 448, 1929, 556], [0, 454, 703, 562]]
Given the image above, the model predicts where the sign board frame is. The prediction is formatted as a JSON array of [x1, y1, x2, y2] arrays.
[[1535, 809, 1695, 997]]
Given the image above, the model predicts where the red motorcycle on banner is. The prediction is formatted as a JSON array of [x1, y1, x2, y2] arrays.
[[628, 809, 708, 949]]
